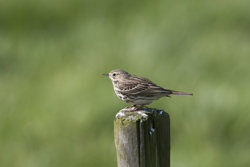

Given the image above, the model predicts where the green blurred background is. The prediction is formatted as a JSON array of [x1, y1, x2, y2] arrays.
[[1, 0, 250, 166]]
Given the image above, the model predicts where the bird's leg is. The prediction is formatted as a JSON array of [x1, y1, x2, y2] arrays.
[[125, 105, 139, 112], [128, 105, 145, 112], [126, 105, 137, 108], [125, 104, 147, 112], [137, 105, 145, 110]]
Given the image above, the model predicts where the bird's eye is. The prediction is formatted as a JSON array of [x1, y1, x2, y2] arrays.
[[113, 73, 116, 76]]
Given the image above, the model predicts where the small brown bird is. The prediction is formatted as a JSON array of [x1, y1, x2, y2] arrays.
[[103, 69, 193, 109]]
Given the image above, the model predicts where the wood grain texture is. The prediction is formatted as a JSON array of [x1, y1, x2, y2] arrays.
[[114, 108, 170, 167]]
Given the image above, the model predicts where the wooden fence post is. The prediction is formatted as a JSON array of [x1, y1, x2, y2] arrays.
[[114, 108, 170, 167]]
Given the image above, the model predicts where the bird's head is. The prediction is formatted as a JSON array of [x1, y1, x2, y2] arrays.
[[103, 69, 130, 82]]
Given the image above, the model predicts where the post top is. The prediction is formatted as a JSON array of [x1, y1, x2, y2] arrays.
[[115, 107, 168, 122]]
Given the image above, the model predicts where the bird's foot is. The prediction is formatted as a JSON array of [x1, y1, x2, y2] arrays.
[[127, 105, 145, 112], [136, 105, 145, 110], [124, 105, 137, 112], [123, 104, 148, 112], [125, 105, 136, 109]]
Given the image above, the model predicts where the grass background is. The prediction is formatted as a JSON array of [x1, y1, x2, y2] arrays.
[[1, 0, 250, 166]]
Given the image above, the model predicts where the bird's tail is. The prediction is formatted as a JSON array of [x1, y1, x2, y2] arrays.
[[171, 90, 193, 96]]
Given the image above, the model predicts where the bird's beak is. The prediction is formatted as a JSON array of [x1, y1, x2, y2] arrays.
[[102, 73, 109, 76]]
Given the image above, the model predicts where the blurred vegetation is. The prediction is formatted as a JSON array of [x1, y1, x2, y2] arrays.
[[1, 0, 250, 166]]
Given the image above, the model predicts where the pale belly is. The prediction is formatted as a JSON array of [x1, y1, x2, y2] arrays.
[[114, 88, 163, 105], [131, 98, 153, 105]]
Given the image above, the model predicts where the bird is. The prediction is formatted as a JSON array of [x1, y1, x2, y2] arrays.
[[103, 69, 193, 110]]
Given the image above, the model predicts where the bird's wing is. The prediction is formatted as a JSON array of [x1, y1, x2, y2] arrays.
[[117, 80, 149, 95], [117, 75, 171, 95]]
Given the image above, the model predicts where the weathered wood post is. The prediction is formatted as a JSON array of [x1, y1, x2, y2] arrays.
[[114, 108, 170, 167]]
